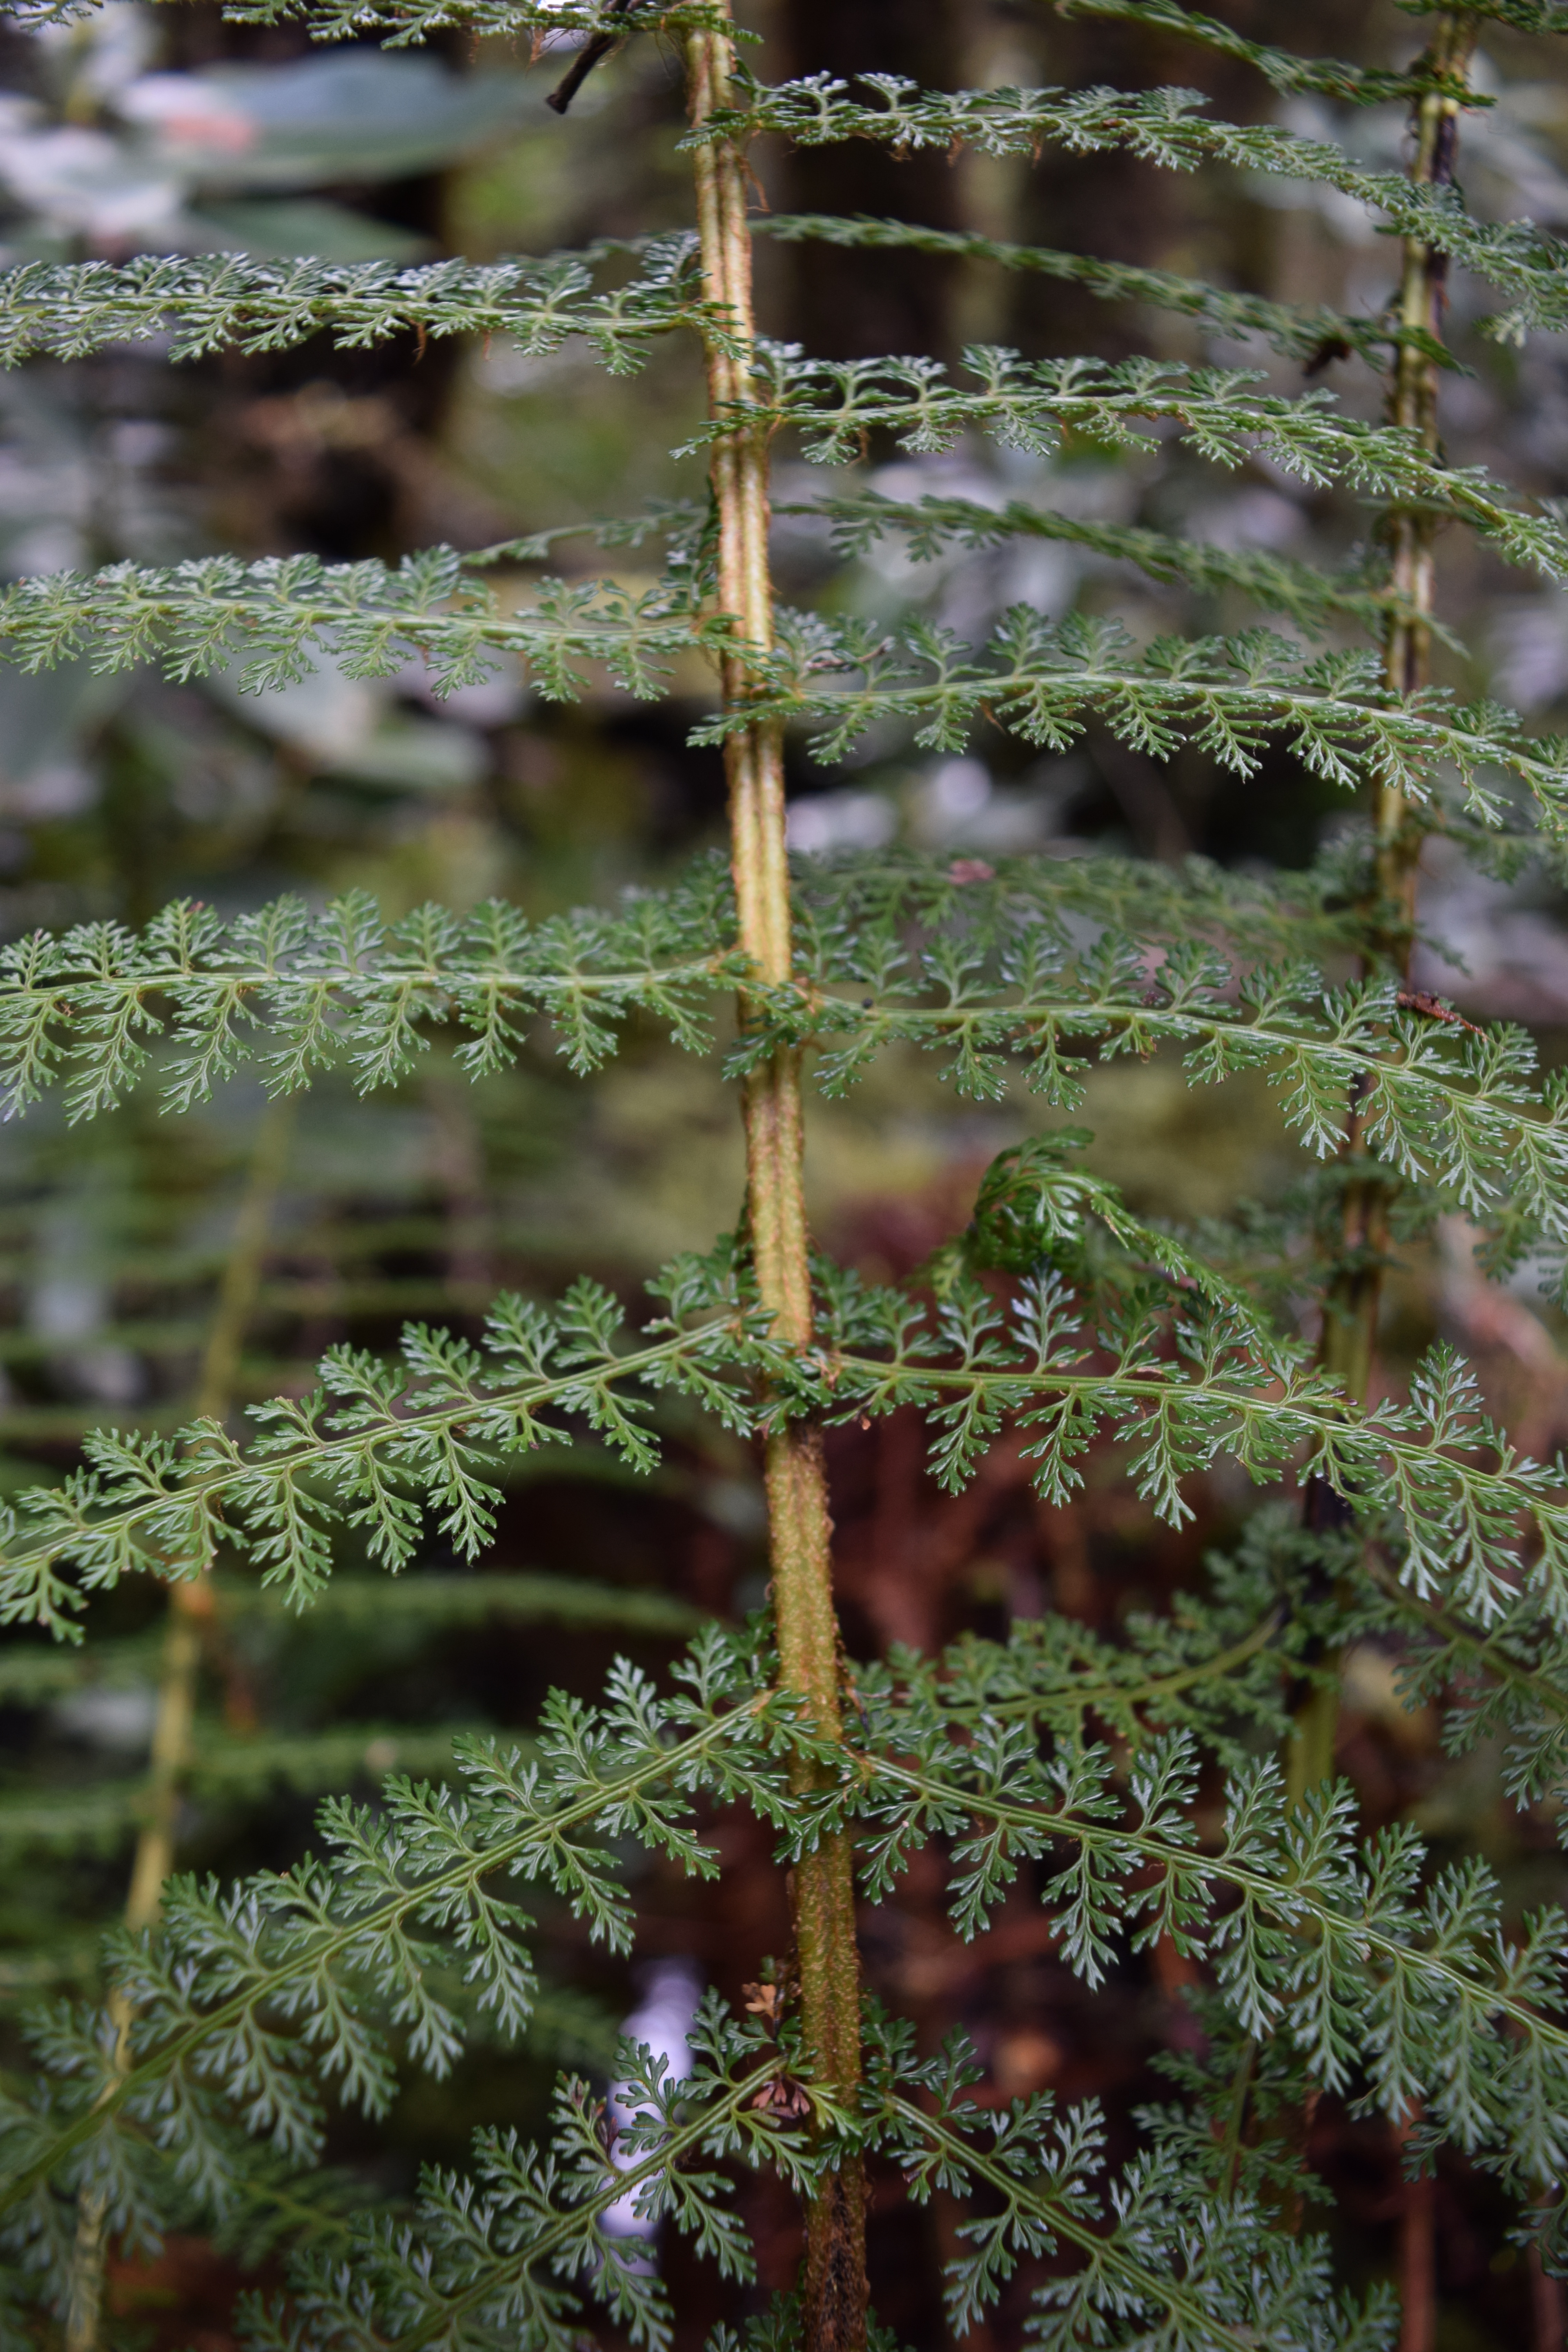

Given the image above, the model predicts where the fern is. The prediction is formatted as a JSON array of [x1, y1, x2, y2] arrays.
[[2, 3, 1568, 2349]]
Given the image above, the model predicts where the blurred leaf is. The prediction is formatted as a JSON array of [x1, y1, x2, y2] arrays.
[[120, 56, 538, 194], [183, 198, 433, 263]]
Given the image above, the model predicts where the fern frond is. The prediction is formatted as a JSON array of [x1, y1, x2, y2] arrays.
[[1051, 0, 1483, 109], [1361, 1569, 1568, 1815], [0, 849, 1388, 1138], [791, 844, 1379, 969], [859, 1514, 1315, 1758], [0, 551, 735, 701], [0, 1643, 774, 2240], [782, 485, 1408, 638], [710, 613, 1557, 823], [241, 2023, 780, 2352], [0, 1276, 760, 1633], [806, 1267, 1568, 1624], [1392, 0, 1568, 28], [732, 350, 1568, 582], [0, 236, 724, 373], [854, 1733, 1568, 2185], [866, 2061, 1389, 2352], [1, 388, 1558, 710], [761, 212, 1425, 371], [779, 951, 1567, 1229], [0, 876, 740, 1118], [9, 0, 743, 48], [702, 76, 1568, 335]]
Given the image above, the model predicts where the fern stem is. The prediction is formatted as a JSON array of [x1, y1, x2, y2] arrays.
[[1374, 2, 1477, 971], [62, 1102, 292, 2352], [1380, 7, 1481, 850], [685, 18, 868, 2349], [120, 1098, 294, 1927], [1288, 9, 1478, 1806], [1218, 2036, 1257, 2200], [1395, 2103, 1437, 2352]]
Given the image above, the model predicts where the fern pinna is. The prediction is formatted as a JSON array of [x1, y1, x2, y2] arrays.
[[3, 1, 1568, 2347]]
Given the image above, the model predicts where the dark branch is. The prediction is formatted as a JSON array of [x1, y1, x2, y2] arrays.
[[545, 0, 634, 113]]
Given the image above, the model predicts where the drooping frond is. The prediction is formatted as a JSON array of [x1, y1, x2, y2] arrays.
[[0, 1646, 782, 2303], [237, 2018, 779, 2352], [0, 853, 1368, 1130], [4, 1631, 1566, 2343], [869, 2081, 1391, 2352], [849, 1726, 1568, 2187], [794, 1257, 1568, 1624], [1361, 1568, 1568, 1818]]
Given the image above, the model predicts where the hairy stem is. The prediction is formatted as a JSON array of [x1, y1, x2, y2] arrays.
[[685, 18, 868, 2349], [63, 1102, 292, 2352], [1395, 2106, 1437, 2352], [1287, 9, 1477, 1806], [1379, 8, 1480, 866]]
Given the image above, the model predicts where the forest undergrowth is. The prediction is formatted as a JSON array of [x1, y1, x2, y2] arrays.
[[4, 4, 1568, 2352]]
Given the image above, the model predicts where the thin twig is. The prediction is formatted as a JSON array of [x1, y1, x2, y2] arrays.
[[546, 0, 635, 113]]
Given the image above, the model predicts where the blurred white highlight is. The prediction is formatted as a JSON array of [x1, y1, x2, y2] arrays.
[[602, 1957, 704, 2243]]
